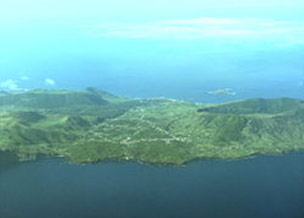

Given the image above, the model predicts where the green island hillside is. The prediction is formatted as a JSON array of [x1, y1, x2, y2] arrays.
[[0, 88, 304, 165]]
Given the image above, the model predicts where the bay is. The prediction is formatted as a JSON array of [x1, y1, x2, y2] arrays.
[[1, 153, 304, 218]]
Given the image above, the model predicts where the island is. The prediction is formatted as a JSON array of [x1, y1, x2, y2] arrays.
[[207, 88, 236, 96], [0, 87, 303, 165]]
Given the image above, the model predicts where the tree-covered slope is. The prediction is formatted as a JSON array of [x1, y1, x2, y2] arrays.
[[0, 88, 303, 165], [0, 87, 124, 109], [197, 98, 304, 114]]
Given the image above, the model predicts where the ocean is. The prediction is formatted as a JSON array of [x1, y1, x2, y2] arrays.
[[1, 153, 304, 218]]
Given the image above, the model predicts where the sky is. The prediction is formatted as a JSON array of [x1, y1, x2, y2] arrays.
[[0, 0, 303, 101]]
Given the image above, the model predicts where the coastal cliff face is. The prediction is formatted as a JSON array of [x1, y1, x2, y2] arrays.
[[0, 88, 304, 165]]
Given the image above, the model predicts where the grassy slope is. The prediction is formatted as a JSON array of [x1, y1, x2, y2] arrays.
[[0, 89, 303, 165]]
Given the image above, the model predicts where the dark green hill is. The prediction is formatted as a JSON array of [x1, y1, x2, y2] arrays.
[[0, 88, 124, 109], [13, 111, 46, 125], [0, 89, 303, 165], [197, 98, 304, 114]]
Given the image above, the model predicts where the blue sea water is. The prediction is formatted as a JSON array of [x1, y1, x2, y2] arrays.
[[1, 153, 304, 218], [1, 38, 304, 103]]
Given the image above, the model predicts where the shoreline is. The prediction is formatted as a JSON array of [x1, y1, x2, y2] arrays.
[[1, 149, 303, 168]]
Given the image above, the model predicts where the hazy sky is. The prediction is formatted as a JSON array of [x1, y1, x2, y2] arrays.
[[0, 0, 303, 100], [1, 0, 304, 38], [1, 0, 304, 21], [0, 0, 302, 56]]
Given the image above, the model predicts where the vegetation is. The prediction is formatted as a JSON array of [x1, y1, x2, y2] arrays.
[[0, 88, 303, 165]]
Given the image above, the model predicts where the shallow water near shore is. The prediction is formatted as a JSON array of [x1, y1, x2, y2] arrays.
[[1, 152, 304, 218]]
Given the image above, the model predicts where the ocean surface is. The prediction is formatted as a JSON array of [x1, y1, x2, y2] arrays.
[[2, 46, 304, 103], [1, 152, 304, 218]]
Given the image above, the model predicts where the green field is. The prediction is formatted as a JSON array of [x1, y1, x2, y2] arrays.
[[1, 88, 304, 165]]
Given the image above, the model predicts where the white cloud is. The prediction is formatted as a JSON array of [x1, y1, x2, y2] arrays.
[[0, 79, 21, 91], [85, 17, 304, 44], [20, 76, 30, 81], [45, 78, 56, 86]]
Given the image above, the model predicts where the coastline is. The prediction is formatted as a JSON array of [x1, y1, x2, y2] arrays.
[[1, 148, 303, 168]]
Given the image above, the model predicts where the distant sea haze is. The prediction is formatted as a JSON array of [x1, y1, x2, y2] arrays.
[[1, 43, 303, 103]]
